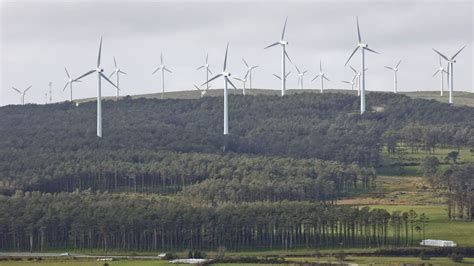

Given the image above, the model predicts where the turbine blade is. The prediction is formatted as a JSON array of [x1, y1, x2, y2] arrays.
[[384, 66, 394, 70], [432, 70, 440, 77], [197, 66, 205, 70], [201, 74, 222, 86], [365, 47, 379, 54], [341, 81, 350, 84], [433, 48, 449, 61], [302, 70, 308, 74], [194, 84, 201, 91], [356, 17, 361, 43], [252, 65, 259, 69], [285, 51, 292, 64], [109, 71, 115, 79], [273, 74, 282, 80], [97, 36, 103, 67], [320, 60, 322, 72], [233, 77, 243, 82], [223, 43, 229, 71], [242, 58, 249, 68], [264, 42, 280, 49], [323, 76, 330, 81], [451, 45, 466, 60], [113, 56, 117, 68], [285, 71, 291, 78], [119, 70, 127, 75], [12, 87, 21, 94], [311, 75, 320, 82], [152, 67, 160, 74], [24, 86, 32, 93], [206, 53, 208, 64], [226, 77, 238, 90], [349, 65, 357, 73], [295, 65, 301, 74], [396, 60, 402, 68], [64, 67, 71, 78], [345, 46, 359, 66], [244, 70, 249, 80], [207, 68, 213, 75], [160, 53, 163, 65], [74, 69, 96, 81], [164, 67, 172, 73], [100, 73, 119, 89], [281, 16, 288, 40], [63, 82, 70, 91]]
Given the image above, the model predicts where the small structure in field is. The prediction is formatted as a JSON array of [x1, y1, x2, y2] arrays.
[[170, 258, 211, 264], [420, 239, 457, 247]]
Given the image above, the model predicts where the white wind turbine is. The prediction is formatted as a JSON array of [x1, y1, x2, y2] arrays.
[[349, 65, 368, 96], [193, 84, 207, 98], [341, 75, 357, 91], [63, 67, 81, 102], [201, 43, 238, 135], [432, 56, 449, 96], [232, 71, 249, 95], [311, 61, 330, 93], [109, 57, 127, 98], [264, 17, 293, 96], [242, 58, 258, 90], [74, 37, 119, 138], [295, 65, 308, 90], [345, 17, 379, 114], [197, 53, 213, 92], [11, 86, 31, 105], [152, 53, 172, 99], [384, 60, 402, 93], [433, 46, 466, 104]]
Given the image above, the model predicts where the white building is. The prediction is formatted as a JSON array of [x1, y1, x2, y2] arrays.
[[420, 239, 457, 247]]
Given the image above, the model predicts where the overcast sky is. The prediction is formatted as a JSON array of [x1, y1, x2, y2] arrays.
[[1, 0, 473, 106]]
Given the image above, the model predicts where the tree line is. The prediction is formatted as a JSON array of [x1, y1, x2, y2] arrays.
[[0, 191, 428, 252], [0, 148, 375, 203]]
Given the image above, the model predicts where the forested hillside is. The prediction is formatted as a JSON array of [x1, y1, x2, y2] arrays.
[[1, 91, 473, 252]]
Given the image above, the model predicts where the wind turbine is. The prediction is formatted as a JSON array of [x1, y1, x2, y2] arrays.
[[345, 17, 379, 114], [74, 37, 119, 138], [193, 84, 206, 98], [242, 58, 258, 89], [384, 60, 402, 93], [341, 75, 357, 91], [152, 53, 172, 99], [232, 71, 249, 95], [295, 65, 308, 90], [432, 56, 448, 96], [109, 57, 127, 98], [264, 17, 293, 96], [433, 46, 466, 104], [349, 65, 368, 96], [48, 82, 52, 103], [311, 61, 330, 93], [197, 53, 213, 92], [201, 43, 238, 135], [11, 86, 31, 105], [63, 67, 81, 102]]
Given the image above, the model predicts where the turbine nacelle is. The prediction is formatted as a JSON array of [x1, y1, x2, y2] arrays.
[[223, 72, 231, 77], [279, 40, 289, 45], [359, 43, 368, 48], [96, 68, 104, 73]]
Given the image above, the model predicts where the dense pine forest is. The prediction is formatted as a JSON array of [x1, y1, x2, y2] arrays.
[[0, 91, 473, 251]]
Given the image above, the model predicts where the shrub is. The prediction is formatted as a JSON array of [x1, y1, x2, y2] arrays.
[[449, 253, 463, 263]]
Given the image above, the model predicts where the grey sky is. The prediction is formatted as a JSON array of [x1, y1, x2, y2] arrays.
[[1, 0, 473, 106]]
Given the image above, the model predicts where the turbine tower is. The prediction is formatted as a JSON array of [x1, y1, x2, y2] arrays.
[[197, 53, 213, 92], [311, 60, 330, 93], [74, 37, 119, 138], [109, 57, 127, 98], [384, 60, 402, 93], [433, 46, 466, 104], [345, 17, 379, 114], [242, 58, 258, 89], [232, 71, 249, 95], [201, 43, 238, 135], [48, 82, 52, 103], [295, 65, 308, 90], [63, 67, 81, 102], [432, 56, 448, 96], [264, 17, 293, 96], [11, 86, 31, 105], [152, 53, 172, 99], [193, 84, 206, 98]]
